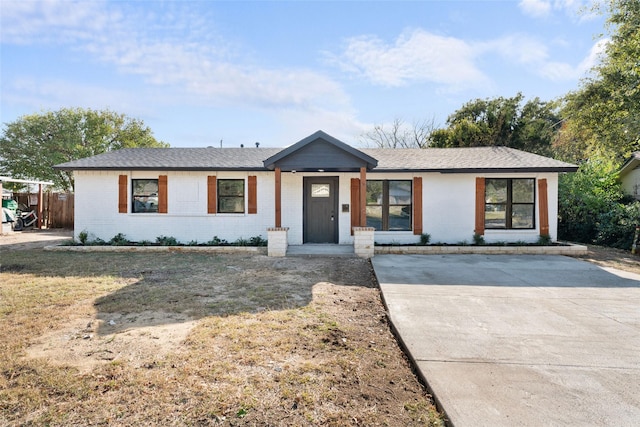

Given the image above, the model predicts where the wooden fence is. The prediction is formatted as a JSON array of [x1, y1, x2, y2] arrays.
[[13, 192, 74, 229]]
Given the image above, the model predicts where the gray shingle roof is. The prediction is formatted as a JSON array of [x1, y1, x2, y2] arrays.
[[55, 145, 577, 172], [619, 151, 640, 177], [55, 147, 282, 170], [363, 146, 577, 172]]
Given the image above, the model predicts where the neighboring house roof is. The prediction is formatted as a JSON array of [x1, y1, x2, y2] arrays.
[[618, 151, 640, 178], [55, 132, 578, 173]]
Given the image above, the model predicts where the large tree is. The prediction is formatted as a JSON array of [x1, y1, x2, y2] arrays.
[[430, 93, 560, 156], [360, 117, 437, 149], [556, 0, 640, 162], [0, 108, 167, 191]]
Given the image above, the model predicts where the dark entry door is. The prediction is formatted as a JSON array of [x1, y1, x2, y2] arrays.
[[303, 177, 339, 243]]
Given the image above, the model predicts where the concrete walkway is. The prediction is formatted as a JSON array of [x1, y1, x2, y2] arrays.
[[372, 254, 640, 427]]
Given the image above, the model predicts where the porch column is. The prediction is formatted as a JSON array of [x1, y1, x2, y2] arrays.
[[353, 227, 375, 258], [538, 178, 549, 237], [275, 167, 282, 227], [268, 227, 288, 257], [359, 167, 366, 227], [37, 184, 43, 229]]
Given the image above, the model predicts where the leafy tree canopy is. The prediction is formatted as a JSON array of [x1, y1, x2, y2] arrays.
[[430, 93, 560, 156], [0, 108, 168, 191], [557, 0, 640, 163]]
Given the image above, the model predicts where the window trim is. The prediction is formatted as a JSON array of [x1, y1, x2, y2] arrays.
[[217, 178, 245, 214], [366, 179, 413, 231], [484, 178, 536, 230]]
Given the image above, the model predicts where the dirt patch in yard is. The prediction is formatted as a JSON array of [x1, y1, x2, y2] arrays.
[[574, 244, 640, 275], [26, 308, 197, 373], [0, 228, 73, 251], [2, 249, 442, 425]]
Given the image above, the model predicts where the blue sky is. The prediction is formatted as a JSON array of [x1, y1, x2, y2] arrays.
[[1, 0, 607, 148]]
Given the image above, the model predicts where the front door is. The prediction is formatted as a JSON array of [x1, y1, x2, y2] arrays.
[[303, 177, 339, 243]]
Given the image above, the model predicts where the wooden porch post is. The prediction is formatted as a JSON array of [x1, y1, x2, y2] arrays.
[[538, 178, 549, 236], [359, 167, 367, 227], [275, 167, 282, 227], [37, 184, 43, 229], [475, 177, 485, 236]]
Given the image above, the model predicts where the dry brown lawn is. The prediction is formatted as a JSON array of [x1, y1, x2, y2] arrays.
[[0, 248, 444, 426], [2, 231, 637, 426]]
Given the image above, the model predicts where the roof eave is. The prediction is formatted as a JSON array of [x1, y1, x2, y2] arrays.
[[618, 153, 640, 178], [53, 166, 270, 172], [371, 167, 579, 173]]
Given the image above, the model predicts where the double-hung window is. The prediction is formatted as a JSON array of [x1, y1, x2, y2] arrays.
[[218, 179, 245, 213], [132, 179, 159, 213], [366, 180, 412, 231], [485, 178, 535, 229]]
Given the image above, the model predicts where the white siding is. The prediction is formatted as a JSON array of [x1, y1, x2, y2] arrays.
[[74, 170, 274, 243], [622, 167, 640, 200], [73, 170, 561, 245]]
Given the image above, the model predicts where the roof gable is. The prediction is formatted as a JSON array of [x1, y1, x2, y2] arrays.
[[619, 151, 640, 178], [263, 130, 378, 171]]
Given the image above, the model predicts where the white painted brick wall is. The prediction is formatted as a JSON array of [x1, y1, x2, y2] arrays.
[[73, 170, 561, 245], [74, 170, 274, 244]]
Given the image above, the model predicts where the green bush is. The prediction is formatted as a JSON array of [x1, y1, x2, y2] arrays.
[[248, 236, 268, 246], [594, 201, 640, 249], [77, 230, 89, 245], [109, 233, 130, 246], [156, 235, 179, 246], [472, 233, 485, 245], [419, 233, 431, 246], [558, 158, 624, 244], [232, 237, 249, 246], [537, 234, 552, 245], [207, 236, 228, 246]]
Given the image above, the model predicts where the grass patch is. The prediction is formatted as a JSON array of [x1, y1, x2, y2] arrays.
[[0, 250, 444, 426]]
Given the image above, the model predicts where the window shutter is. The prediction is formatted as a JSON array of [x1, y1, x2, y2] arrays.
[[118, 175, 128, 213], [475, 177, 485, 235], [351, 178, 361, 235], [158, 175, 168, 214], [207, 176, 217, 214], [248, 176, 257, 214], [413, 177, 423, 235], [275, 168, 282, 227], [538, 178, 549, 236]]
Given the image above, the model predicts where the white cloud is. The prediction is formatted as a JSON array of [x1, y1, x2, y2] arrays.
[[274, 107, 370, 147], [328, 29, 490, 90], [519, 0, 597, 20], [330, 26, 605, 88], [477, 34, 550, 65], [1, 0, 352, 114], [539, 38, 608, 80], [4, 77, 154, 116], [519, 0, 552, 18], [0, 0, 112, 44]]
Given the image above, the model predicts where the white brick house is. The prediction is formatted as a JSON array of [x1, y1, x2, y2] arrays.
[[619, 152, 640, 200], [55, 130, 577, 248]]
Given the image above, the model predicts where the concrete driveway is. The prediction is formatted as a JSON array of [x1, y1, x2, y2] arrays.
[[372, 255, 640, 427]]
